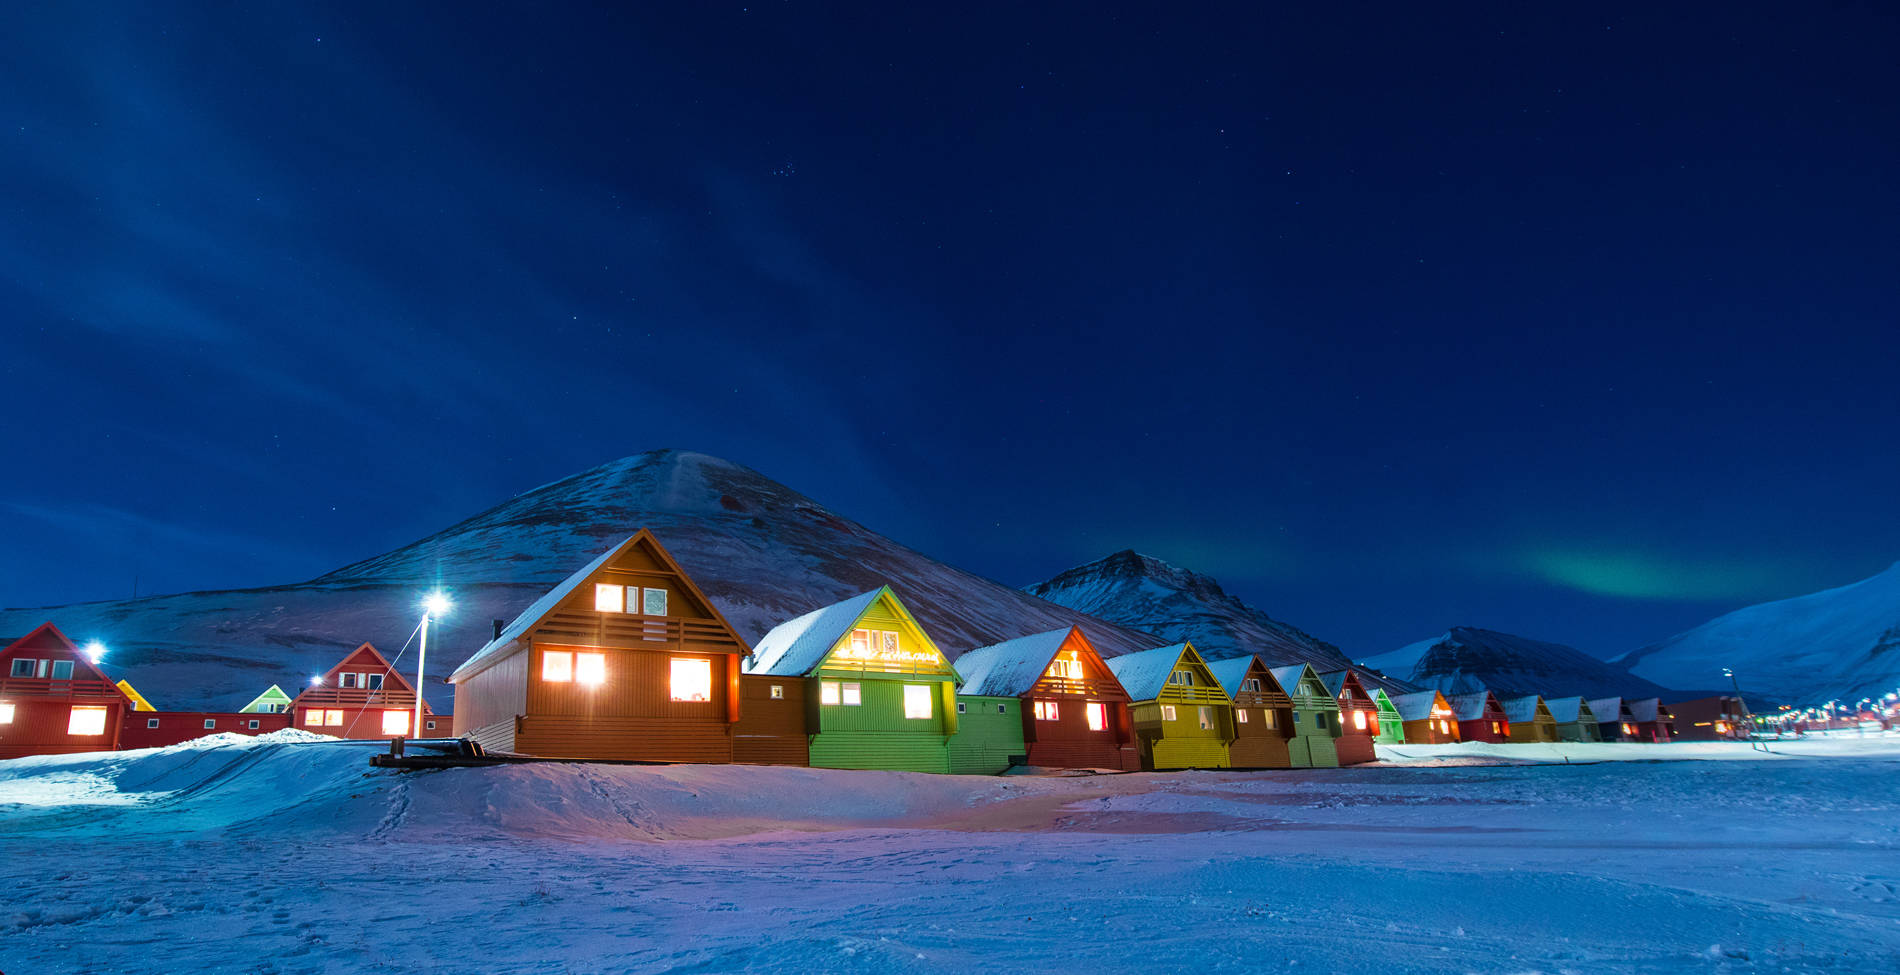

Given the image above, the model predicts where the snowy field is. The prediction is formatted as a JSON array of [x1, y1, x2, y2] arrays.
[[1, 734, 1896, 974]]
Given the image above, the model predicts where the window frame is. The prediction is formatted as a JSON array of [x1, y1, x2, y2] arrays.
[[50, 659, 74, 680], [1160, 704, 1178, 721], [595, 583, 626, 613], [10, 659, 35, 678], [381, 709, 411, 736], [901, 683, 933, 720], [67, 705, 109, 736], [1085, 701, 1107, 732], [147, 717, 160, 729], [669, 657, 712, 703], [541, 650, 574, 683], [574, 652, 607, 687]]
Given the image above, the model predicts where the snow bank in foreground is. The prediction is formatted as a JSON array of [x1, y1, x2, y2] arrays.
[[1375, 734, 1900, 765]]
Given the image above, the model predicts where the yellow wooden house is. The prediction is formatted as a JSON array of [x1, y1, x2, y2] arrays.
[[1104, 642, 1233, 770]]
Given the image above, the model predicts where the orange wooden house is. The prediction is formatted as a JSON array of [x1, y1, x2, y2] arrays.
[[294, 642, 439, 740], [1319, 669, 1381, 765], [1207, 655, 1294, 769], [449, 530, 752, 763], [0, 623, 131, 759]]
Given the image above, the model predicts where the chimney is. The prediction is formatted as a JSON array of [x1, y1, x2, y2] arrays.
[[492, 619, 505, 640]]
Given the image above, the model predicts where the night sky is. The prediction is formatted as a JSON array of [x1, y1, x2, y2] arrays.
[[5, 4, 1897, 660]]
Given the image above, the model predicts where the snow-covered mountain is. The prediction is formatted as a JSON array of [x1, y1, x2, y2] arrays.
[[1359, 626, 1669, 700], [1619, 561, 1900, 702], [0, 450, 1166, 711], [1022, 550, 1405, 690]]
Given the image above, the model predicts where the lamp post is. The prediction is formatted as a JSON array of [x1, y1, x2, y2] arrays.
[[416, 592, 451, 738], [84, 641, 107, 666]]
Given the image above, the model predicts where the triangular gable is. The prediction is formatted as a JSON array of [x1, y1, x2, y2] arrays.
[[1449, 690, 1501, 721], [746, 587, 952, 678], [1544, 695, 1591, 723], [1391, 690, 1452, 722], [1588, 697, 1630, 722], [956, 627, 1122, 699], [1371, 689, 1401, 718], [1106, 642, 1219, 702], [1319, 669, 1373, 704], [2, 622, 122, 690], [1501, 695, 1552, 724], [1268, 663, 1330, 703], [1208, 655, 1292, 706], [296, 643, 426, 705], [1627, 698, 1667, 722], [240, 685, 293, 713], [117, 679, 156, 712], [452, 529, 748, 682]]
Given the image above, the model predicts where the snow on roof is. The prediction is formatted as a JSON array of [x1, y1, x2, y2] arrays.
[[1267, 664, 1318, 696], [1588, 697, 1627, 721], [1206, 656, 1257, 697], [1106, 643, 1192, 701], [451, 536, 632, 681], [1544, 696, 1590, 723], [953, 628, 1072, 697], [743, 589, 886, 677], [1449, 691, 1496, 720], [1501, 695, 1546, 723], [1627, 698, 1667, 721], [1390, 691, 1445, 721]]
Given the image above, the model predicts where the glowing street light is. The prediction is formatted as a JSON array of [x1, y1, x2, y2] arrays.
[[83, 641, 106, 665], [309, 674, 323, 687], [415, 592, 451, 738]]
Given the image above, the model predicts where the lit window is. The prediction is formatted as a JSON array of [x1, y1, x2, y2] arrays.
[[1353, 711, 1368, 731], [903, 684, 932, 720], [146, 718, 159, 729], [1048, 652, 1084, 680], [325, 709, 344, 726], [382, 710, 410, 736], [642, 588, 668, 616], [366, 674, 384, 691], [1086, 702, 1107, 731], [1198, 707, 1213, 730], [203, 719, 216, 729], [8, 659, 32, 678], [670, 658, 711, 702], [1492, 722, 1502, 736], [770, 685, 784, 700], [841, 682, 862, 706], [50, 660, 74, 680], [849, 629, 871, 654], [1263, 710, 1278, 730], [595, 584, 625, 613], [821, 681, 840, 705], [67, 706, 108, 736], [1161, 704, 1178, 721], [247, 720, 259, 729], [542, 651, 573, 683], [304, 709, 322, 726], [340, 673, 359, 689], [0, 703, 11, 723], [1237, 708, 1250, 724], [1034, 700, 1059, 721], [576, 653, 607, 687]]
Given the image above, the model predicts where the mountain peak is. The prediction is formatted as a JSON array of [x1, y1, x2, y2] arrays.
[[1361, 626, 1668, 699]]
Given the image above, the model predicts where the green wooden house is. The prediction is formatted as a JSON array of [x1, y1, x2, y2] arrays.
[[947, 690, 1025, 775], [239, 684, 294, 714], [744, 586, 959, 773], [1267, 663, 1340, 768], [1371, 688, 1406, 743], [1106, 642, 1233, 770]]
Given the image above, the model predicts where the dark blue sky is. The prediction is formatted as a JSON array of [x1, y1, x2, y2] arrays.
[[4, 3, 1897, 659]]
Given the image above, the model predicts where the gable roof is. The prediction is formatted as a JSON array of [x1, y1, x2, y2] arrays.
[[1588, 697, 1629, 721], [1106, 643, 1200, 701], [1501, 694, 1549, 723], [744, 587, 941, 678], [1207, 655, 1289, 703], [1268, 663, 1326, 701], [451, 529, 746, 682], [1626, 697, 1670, 722], [1371, 688, 1401, 716], [1318, 669, 1370, 702], [954, 628, 1075, 697], [1390, 690, 1450, 722], [1449, 691, 1500, 720], [1544, 695, 1593, 723], [116, 679, 156, 712], [240, 685, 293, 713], [2, 622, 124, 695]]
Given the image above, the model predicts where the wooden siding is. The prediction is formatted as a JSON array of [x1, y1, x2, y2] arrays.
[[809, 677, 953, 772], [948, 696, 1026, 775], [809, 731, 950, 772], [1129, 700, 1231, 770], [452, 649, 529, 739], [1509, 715, 1561, 743], [0, 698, 125, 759], [464, 718, 517, 754], [517, 715, 733, 763], [1401, 717, 1460, 744], [1021, 694, 1139, 771], [733, 675, 808, 766], [120, 712, 293, 749], [1228, 706, 1293, 768]]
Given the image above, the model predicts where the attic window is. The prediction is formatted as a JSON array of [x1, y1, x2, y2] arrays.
[[1085, 702, 1106, 731], [1167, 670, 1193, 687], [595, 584, 625, 613], [365, 674, 385, 691], [10, 659, 35, 678], [340, 673, 359, 689], [1047, 652, 1084, 680], [642, 588, 668, 616], [67, 706, 108, 736], [50, 660, 74, 680], [1241, 678, 1261, 693]]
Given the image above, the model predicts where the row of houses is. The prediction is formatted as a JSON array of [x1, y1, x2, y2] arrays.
[[0, 530, 1722, 767]]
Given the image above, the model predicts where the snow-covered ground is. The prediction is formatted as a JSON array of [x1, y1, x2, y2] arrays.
[[2, 734, 1897, 973]]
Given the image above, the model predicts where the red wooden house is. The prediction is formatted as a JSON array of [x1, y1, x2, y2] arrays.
[[1319, 669, 1381, 765], [120, 709, 295, 749], [1626, 697, 1675, 742], [450, 530, 751, 762], [294, 642, 438, 740], [0, 623, 132, 759], [952, 626, 1140, 771], [1449, 690, 1510, 743]]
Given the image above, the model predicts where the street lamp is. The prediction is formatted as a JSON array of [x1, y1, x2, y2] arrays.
[[416, 592, 451, 738], [84, 641, 106, 665]]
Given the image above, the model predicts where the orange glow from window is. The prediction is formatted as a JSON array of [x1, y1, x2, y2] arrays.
[[576, 652, 607, 687], [67, 706, 108, 736]]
